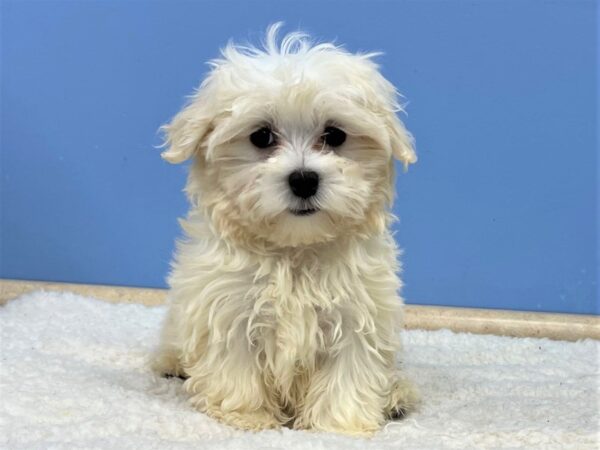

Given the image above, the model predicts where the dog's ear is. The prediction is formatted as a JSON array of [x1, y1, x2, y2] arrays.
[[387, 114, 417, 168], [160, 93, 213, 164]]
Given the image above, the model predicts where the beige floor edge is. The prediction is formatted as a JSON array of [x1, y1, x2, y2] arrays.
[[1, 278, 598, 342]]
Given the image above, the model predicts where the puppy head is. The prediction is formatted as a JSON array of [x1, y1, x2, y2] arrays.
[[162, 24, 416, 248]]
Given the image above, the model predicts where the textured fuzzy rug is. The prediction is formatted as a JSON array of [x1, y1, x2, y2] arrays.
[[0, 291, 598, 449]]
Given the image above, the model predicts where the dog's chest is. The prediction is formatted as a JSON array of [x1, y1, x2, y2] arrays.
[[249, 258, 350, 368]]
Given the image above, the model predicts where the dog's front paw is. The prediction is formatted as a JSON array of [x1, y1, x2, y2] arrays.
[[385, 375, 420, 419], [150, 348, 186, 379], [295, 400, 382, 436], [207, 407, 281, 431]]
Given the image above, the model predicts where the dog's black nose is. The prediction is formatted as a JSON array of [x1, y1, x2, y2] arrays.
[[288, 170, 319, 199]]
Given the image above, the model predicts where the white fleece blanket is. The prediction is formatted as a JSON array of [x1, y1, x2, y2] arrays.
[[0, 291, 597, 449]]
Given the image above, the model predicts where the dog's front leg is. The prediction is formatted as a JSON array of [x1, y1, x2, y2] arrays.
[[296, 333, 394, 436], [183, 338, 281, 431]]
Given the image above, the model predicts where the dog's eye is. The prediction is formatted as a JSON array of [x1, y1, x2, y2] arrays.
[[322, 126, 346, 147], [250, 127, 276, 149]]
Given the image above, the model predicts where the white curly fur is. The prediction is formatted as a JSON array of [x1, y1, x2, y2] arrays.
[[153, 24, 419, 435]]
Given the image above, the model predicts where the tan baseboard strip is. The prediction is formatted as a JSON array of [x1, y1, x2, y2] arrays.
[[1, 279, 598, 342], [0, 279, 167, 306], [403, 304, 599, 341]]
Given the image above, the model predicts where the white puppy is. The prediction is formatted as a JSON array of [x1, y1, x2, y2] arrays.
[[153, 24, 419, 435]]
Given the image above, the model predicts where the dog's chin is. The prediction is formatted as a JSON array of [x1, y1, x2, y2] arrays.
[[256, 208, 339, 248]]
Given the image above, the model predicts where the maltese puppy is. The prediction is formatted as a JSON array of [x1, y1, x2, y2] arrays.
[[153, 24, 418, 435]]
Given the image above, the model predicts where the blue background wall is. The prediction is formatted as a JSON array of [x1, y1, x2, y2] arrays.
[[1, 1, 597, 314]]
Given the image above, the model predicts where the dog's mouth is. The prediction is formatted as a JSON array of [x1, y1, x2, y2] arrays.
[[289, 208, 319, 217]]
